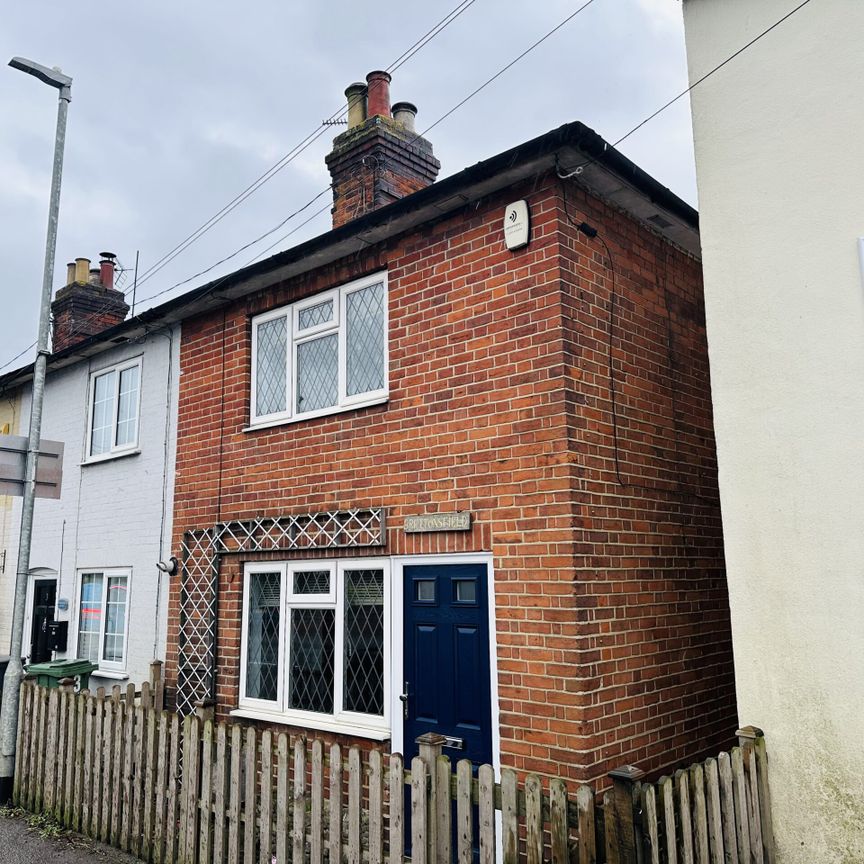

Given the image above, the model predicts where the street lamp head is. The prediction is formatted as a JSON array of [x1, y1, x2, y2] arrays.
[[9, 56, 71, 96]]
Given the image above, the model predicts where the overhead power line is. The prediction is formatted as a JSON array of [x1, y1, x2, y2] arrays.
[[0, 0, 816, 375], [126, 0, 605, 306], [112, 0, 820, 322], [557, 0, 816, 177], [130, 0, 480, 292], [45, 0, 481, 353]]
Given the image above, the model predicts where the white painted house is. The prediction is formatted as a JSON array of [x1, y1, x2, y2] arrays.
[[681, 2, 864, 861], [0, 255, 178, 690]]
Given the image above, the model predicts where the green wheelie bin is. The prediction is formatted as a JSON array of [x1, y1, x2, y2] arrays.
[[25, 658, 98, 691]]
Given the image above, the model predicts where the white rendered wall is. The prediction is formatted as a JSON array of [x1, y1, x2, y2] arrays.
[[682, 1, 864, 860], [2, 325, 179, 689]]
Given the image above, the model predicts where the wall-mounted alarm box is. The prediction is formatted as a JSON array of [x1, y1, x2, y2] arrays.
[[504, 200, 530, 250]]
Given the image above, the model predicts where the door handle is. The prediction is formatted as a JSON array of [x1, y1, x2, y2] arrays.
[[399, 682, 409, 719]]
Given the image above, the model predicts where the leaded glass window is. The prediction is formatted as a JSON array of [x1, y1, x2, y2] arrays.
[[346, 283, 385, 397], [250, 274, 387, 424], [240, 560, 389, 731], [289, 608, 335, 713], [255, 317, 287, 416], [296, 334, 338, 413], [246, 571, 281, 703], [343, 569, 384, 715]]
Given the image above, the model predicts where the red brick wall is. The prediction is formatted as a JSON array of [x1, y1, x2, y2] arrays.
[[553, 180, 735, 782], [167, 171, 735, 787]]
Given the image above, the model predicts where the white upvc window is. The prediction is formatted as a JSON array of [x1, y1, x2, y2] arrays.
[[250, 272, 388, 427], [86, 357, 142, 460], [76, 568, 131, 672], [239, 559, 390, 737]]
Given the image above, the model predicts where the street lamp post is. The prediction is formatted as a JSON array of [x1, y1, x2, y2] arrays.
[[0, 57, 72, 802]]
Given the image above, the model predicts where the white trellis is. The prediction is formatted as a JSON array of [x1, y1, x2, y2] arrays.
[[176, 509, 386, 716]]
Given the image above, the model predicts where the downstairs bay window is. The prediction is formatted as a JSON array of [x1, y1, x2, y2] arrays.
[[250, 272, 388, 427], [239, 559, 390, 737]]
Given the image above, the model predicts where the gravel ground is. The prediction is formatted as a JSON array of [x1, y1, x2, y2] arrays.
[[0, 810, 139, 864]]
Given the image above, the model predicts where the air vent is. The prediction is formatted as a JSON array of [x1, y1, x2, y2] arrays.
[[647, 213, 674, 229]]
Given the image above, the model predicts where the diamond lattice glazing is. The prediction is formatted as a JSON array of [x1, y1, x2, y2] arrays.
[[346, 283, 385, 396], [289, 608, 335, 713], [246, 572, 281, 702], [343, 569, 384, 715], [256, 317, 287, 416], [293, 570, 330, 595], [296, 334, 338, 413], [298, 299, 333, 330]]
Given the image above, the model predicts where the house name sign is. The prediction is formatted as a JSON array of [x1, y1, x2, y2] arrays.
[[404, 512, 472, 533]]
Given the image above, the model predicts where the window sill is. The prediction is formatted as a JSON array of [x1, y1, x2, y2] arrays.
[[81, 449, 140, 467], [244, 395, 388, 433], [91, 669, 129, 681], [230, 707, 391, 741]]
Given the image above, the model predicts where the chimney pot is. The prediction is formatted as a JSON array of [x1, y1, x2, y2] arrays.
[[66, 262, 76, 285], [89, 268, 101, 285], [392, 101, 418, 133], [365, 70, 392, 119], [99, 254, 116, 291], [74, 257, 90, 284], [345, 83, 367, 129]]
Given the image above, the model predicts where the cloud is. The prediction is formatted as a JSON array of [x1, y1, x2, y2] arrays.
[[0, 0, 697, 367]]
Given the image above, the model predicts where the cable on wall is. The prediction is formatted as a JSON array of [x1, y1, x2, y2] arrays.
[[559, 175, 713, 502]]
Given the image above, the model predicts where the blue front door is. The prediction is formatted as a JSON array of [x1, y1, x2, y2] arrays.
[[402, 562, 494, 769]]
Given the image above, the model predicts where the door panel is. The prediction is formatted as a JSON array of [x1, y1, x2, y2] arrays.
[[454, 625, 483, 729], [414, 624, 440, 722]]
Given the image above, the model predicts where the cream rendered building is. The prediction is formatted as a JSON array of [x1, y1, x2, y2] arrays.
[[682, 1, 864, 861], [0, 392, 22, 654]]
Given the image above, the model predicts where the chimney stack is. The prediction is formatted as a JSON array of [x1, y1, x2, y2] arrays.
[[51, 251, 129, 353], [325, 71, 440, 228]]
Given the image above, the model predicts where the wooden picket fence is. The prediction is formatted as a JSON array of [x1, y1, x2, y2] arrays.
[[11, 677, 774, 864]]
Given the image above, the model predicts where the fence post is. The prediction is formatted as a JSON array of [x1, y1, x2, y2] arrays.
[[150, 661, 164, 711], [415, 732, 446, 864], [738, 726, 774, 864], [194, 698, 215, 724], [606, 765, 645, 864]]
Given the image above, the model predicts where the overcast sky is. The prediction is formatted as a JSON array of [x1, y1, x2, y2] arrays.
[[0, 0, 694, 371]]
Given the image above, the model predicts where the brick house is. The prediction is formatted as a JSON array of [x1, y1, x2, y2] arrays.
[[164, 71, 736, 786]]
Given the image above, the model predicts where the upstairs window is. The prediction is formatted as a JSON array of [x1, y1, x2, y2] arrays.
[[250, 273, 387, 426], [86, 358, 141, 460]]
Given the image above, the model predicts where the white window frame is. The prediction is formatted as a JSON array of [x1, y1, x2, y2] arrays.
[[74, 567, 131, 673], [248, 272, 388, 428], [237, 558, 391, 739], [84, 356, 143, 462]]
